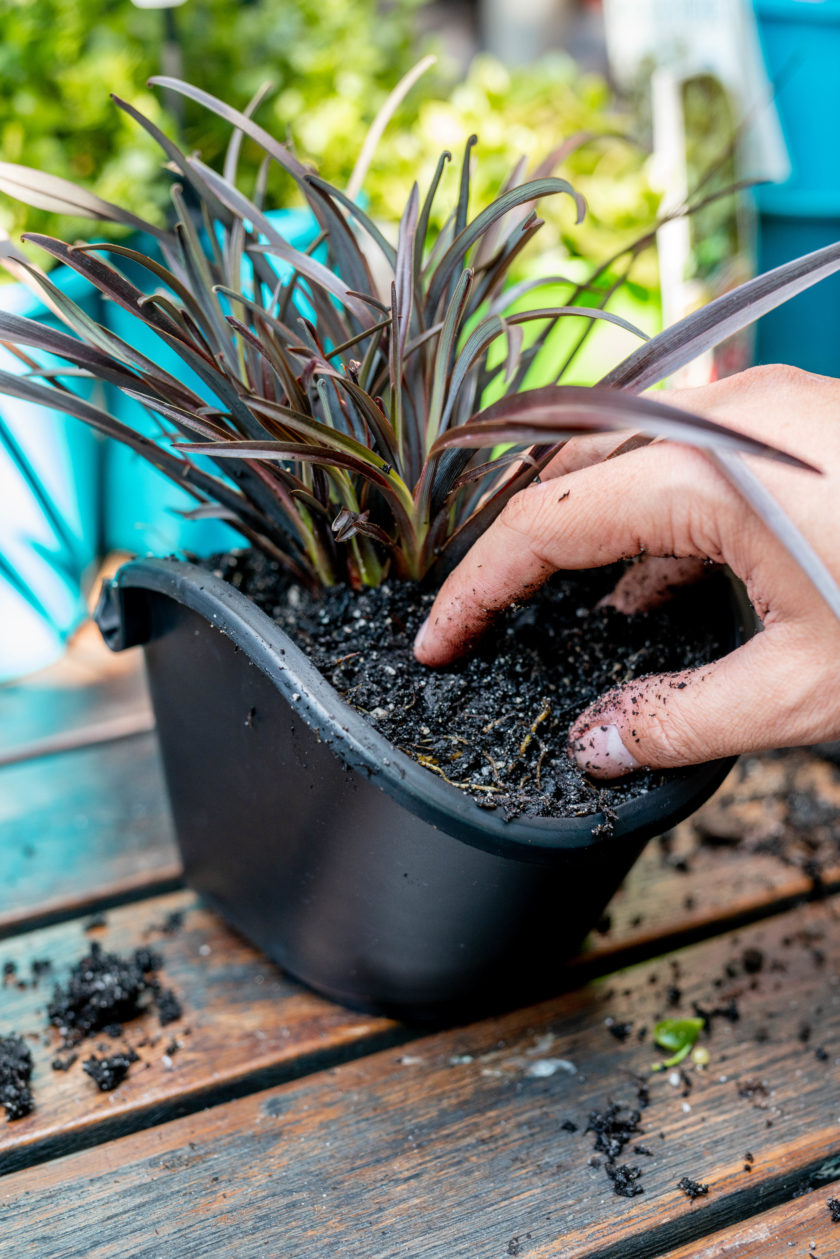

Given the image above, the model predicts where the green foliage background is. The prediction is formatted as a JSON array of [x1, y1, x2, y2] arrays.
[[0, 0, 660, 290]]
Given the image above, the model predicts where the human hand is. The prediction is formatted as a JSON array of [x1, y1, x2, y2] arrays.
[[413, 365, 840, 777]]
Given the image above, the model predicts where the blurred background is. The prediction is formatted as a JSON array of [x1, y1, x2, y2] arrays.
[[1, 0, 837, 678]]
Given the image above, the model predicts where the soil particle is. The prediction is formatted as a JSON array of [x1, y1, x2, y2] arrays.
[[0, 1035, 34, 1120], [741, 948, 764, 975], [83, 913, 108, 932], [46, 941, 177, 1046], [561, 1120, 578, 1133], [29, 959, 52, 984], [82, 1048, 139, 1092], [677, 1176, 709, 1201], [213, 551, 727, 823], [692, 997, 739, 1028], [827, 1198, 840, 1223], [606, 1164, 644, 1197], [51, 1053, 78, 1072], [737, 1079, 769, 1108], [155, 988, 183, 1027], [584, 1100, 650, 1195], [146, 910, 185, 937]]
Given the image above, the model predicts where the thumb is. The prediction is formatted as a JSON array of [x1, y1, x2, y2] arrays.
[[568, 628, 812, 778]]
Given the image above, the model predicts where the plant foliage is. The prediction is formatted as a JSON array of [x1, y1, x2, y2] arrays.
[[0, 75, 838, 602]]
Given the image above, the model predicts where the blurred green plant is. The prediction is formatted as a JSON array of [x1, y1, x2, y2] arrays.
[[0, 2, 662, 287], [0, 0, 427, 262], [364, 54, 662, 290]]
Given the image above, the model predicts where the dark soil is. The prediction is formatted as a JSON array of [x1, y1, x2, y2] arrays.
[[0, 1035, 34, 1121], [82, 1048, 139, 1092], [677, 1176, 709, 1201], [584, 1101, 647, 1197], [47, 941, 175, 1048], [212, 550, 729, 822], [155, 988, 183, 1027]]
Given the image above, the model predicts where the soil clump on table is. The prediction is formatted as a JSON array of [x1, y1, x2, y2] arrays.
[[0, 1035, 34, 1120], [47, 942, 170, 1046], [213, 550, 728, 822]]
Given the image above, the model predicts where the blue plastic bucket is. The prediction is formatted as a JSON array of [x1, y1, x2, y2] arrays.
[[752, 0, 840, 374], [755, 212, 840, 375], [0, 269, 102, 681], [753, 0, 840, 211], [102, 209, 319, 557]]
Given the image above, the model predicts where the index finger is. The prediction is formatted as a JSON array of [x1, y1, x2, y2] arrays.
[[413, 442, 722, 666]]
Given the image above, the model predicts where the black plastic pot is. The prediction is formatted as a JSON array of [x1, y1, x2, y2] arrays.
[[96, 558, 752, 1023]]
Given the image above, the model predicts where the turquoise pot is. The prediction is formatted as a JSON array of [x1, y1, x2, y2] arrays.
[[753, 0, 840, 214], [753, 0, 840, 375], [102, 208, 320, 557], [0, 269, 102, 682]]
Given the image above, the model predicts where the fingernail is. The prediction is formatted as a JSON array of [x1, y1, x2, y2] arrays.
[[572, 723, 641, 777], [413, 615, 430, 656]]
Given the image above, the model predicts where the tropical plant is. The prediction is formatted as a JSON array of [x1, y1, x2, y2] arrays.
[[0, 74, 838, 613]]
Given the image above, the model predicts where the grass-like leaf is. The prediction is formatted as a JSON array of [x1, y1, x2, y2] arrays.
[[0, 71, 833, 601]]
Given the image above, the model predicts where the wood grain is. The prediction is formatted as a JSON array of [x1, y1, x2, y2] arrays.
[[0, 890, 397, 1174], [3, 898, 840, 1258], [581, 750, 840, 964], [0, 733, 180, 935], [668, 1190, 840, 1257]]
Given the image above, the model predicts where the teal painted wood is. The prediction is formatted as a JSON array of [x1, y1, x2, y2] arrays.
[[0, 269, 102, 681]]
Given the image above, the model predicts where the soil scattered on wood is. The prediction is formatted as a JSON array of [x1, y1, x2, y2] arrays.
[[584, 1101, 647, 1196], [83, 1048, 140, 1092], [47, 942, 165, 1046], [677, 1176, 709, 1201], [213, 551, 728, 822], [684, 750, 840, 885], [0, 1035, 34, 1121]]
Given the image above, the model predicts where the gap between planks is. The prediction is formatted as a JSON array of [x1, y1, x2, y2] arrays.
[[3, 897, 840, 1257]]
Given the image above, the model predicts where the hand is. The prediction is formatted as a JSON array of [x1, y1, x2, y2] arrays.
[[414, 365, 840, 778]]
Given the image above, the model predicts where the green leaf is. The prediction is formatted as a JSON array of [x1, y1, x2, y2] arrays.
[[652, 1018, 705, 1069]]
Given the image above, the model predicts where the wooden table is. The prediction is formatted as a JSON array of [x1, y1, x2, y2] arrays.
[[2, 624, 840, 1258]]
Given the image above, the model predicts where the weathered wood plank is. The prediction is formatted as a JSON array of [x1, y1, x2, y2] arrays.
[[3, 899, 840, 1258], [668, 1190, 840, 1257], [0, 890, 398, 1174], [0, 733, 180, 935], [581, 750, 840, 963], [0, 621, 151, 764]]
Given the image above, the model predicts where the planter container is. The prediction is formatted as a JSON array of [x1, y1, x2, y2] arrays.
[[756, 211, 840, 376], [753, 0, 840, 375], [0, 269, 102, 681], [96, 557, 751, 1022]]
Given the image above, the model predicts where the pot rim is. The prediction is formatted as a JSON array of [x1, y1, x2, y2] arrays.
[[98, 555, 751, 861]]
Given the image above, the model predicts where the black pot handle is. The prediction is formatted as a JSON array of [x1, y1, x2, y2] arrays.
[[94, 578, 151, 652]]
